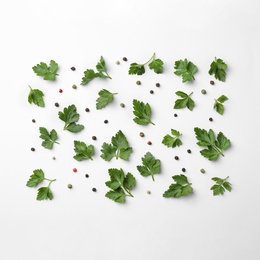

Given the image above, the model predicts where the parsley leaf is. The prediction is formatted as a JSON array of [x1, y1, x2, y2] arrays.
[[26, 169, 45, 187], [96, 89, 118, 110], [162, 129, 182, 148], [133, 99, 155, 125], [163, 174, 193, 198], [73, 140, 94, 161], [81, 56, 111, 85], [101, 130, 133, 161], [194, 127, 231, 161], [137, 152, 161, 181], [58, 104, 84, 133], [209, 57, 228, 82], [129, 53, 164, 75], [213, 95, 228, 115], [28, 86, 44, 107], [174, 59, 198, 83], [37, 187, 53, 201], [39, 127, 59, 149], [211, 176, 232, 196], [174, 91, 195, 111], [105, 168, 136, 203], [32, 60, 58, 80]]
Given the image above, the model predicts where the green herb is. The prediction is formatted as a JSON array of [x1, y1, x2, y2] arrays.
[[58, 104, 84, 133], [211, 176, 232, 196], [137, 152, 161, 181], [101, 130, 133, 161], [96, 89, 118, 110], [194, 127, 231, 161], [209, 57, 228, 82], [174, 58, 198, 82], [32, 60, 58, 80], [174, 91, 195, 111], [26, 169, 56, 201], [162, 129, 182, 148], [133, 99, 155, 125], [129, 53, 163, 75], [73, 140, 94, 161], [39, 127, 59, 149], [105, 168, 136, 203], [213, 95, 228, 115], [28, 86, 44, 107], [163, 174, 193, 198], [81, 56, 111, 85]]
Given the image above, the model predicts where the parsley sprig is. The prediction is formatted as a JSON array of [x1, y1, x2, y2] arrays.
[[96, 89, 118, 110], [209, 57, 228, 82], [211, 176, 232, 196], [133, 99, 155, 125], [73, 141, 94, 161], [32, 60, 58, 81], [39, 127, 59, 149], [213, 95, 228, 115], [174, 91, 195, 111], [174, 59, 198, 82], [162, 129, 182, 148], [28, 86, 45, 107]]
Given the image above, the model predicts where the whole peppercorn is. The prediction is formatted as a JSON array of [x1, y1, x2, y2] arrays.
[[71, 67, 76, 71], [200, 168, 206, 174], [187, 149, 192, 154], [104, 120, 108, 124], [85, 174, 89, 178], [67, 184, 73, 189], [174, 113, 178, 117], [92, 136, 97, 140], [174, 156, 179, 160], [59, 89, 63, 93], [201, 89, 207, 94], [116, 60, 120, 65], [31, 147, 35, 152], [139, 132, 145, 137], [210, 80, 215, 85], [73, 168, 77, 173], [209, 117, 213, 122], [147, 141, 152, 145], [52, 156, 56, 160], [182, 168, 186, 172], [150, 90, 154, 94], [136, 80, 141, 85], [123, 57, 127, 61], [120, 103, 125, 108], [92, 188, 97, 192], [72, 84, 77, 89], [32, 119, 36, 123], [85, 108, 90, 112], [54, 102, 59, 107], [147, 190, 151, 194], [155, 83, 160, 87]]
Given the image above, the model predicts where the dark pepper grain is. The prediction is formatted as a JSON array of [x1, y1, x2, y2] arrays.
[[174, 156, 179, 160], [54, 102, 59, 107]]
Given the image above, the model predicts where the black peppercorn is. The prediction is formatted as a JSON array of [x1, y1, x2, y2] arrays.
[[92, 188, 97, 192], [187, 149, 191, 154], [182, 168, 186, 172], [150, 90, 154, 94], [32, 119, 36, 123], [209, 117, 213, 122], [104, 120, 108, 124], [71, 67, 76, 71], [174, 113, 178, 117], [85, 174, 89, 178], [54, 102, 59, 107], [123, 57, 127, 61], [92, 136, 97, 140], [174, 156, 179, 160], [31, 147, 35, 152], [155, 83, 160, 87], [210, 80, 215, 85], [85, 108, 90, 112]]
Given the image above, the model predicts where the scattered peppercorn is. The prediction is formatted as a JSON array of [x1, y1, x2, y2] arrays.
[[150, 90, 154, 94], [52, 156, 56, 160], [85, 174, 89, 178], [136, 80, 141, 85], [200, 168, 206, 174], [54, 102, 59, 107], [123, 57, 127, 61], [116, 60, 120, 65], [174, 113, 178, 117], [139, 132, 145, 137], [147, 190, 151, 194], [147, 141, 152, 145], [104, 120, 108, 124], [85, 108, 90, 112], [31, 147, 35, 152], [155, 83, 160, 87], [59, 89, 63, 93], [182, 168, 186, 172], [71, 67, 76, 71], [209, 117, 213, 122], [73, 168, 77, 173], [72, 84, 77, 89], [174, 156, 179, 160], [92, 188, 97, 192], [120, 103, 125, 108], [32, 119, 36, 123], [67, 184, 73, 189], [201, 89, 207, 94], [92, 136, 97, 140], [210, 80, 215, 85], [187, 149, 191, 154]]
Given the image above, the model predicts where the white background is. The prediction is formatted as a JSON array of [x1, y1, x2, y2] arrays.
[[0, 0, 259, 259]]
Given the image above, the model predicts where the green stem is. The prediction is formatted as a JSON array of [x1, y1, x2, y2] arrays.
[[45, 178, 56, 187], [54, 141, 60, 144], [142, 53, 155, 66], [105, 71, 112, 79], [124, 189, 134, 197], [150, 120, 155, 126], [151, 174, 155, 181], [189, 92, 193, 96], [212, 145, 224, 156]]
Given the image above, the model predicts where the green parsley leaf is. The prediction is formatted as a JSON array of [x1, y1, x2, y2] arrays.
[[213, 95, 229, 115], [137, 152, 161, 181], [162, 129, 182, 148], [32, 60, 58, 80], [128, 63, 145, 75], [101, 130, 133, 161], [194, 127, 231, 161], [174, 91, 195, 111], [26, 169, 45, 187], [105, 168, 136, 203], [96, 89, 118, 110], [81, 56, 111, 85], [73, 140, 94, 161], [28, 86, 44, 107], [209, 57, 228, 82], [174, 59, 198, 83], [58, 104, 84, 133], [211, 176, 232, 196], [37, 187, 53, 201], [148, 59, 164, 74], [163, 174, 193, 198], [39, 127, 59, 149], [133, 99, 155, 125]]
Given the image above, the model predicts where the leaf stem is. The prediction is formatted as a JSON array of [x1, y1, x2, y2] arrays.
[[142, 53, 155, 66]]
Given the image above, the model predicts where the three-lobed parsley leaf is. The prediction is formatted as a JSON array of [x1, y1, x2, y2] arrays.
[[73, 140, 94, 161], [105, 168, 136, 203], [81, 56, 111, 85], [213, 95, 228, 115], [101, 130, 133, 161], [58, 104, 84, 133], [96, 89, 118, 110], [174, 58, 198, 83], [209, 57, 228, 82], [129, 53, 164, 75], [39, 127, 59, 149], [137, 152, 161, 181], [28, 86, 45, 107], [174, 91, 195, 111], [32, 60, 59, 81], [163, 174, 193, 198], [162, 129, 182, 148], [133, 99, 155, 125], [26, 169, 56, 201], [211, 176, 232, 196], [194, 127, 231, 161]]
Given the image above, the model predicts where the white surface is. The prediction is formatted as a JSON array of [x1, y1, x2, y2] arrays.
[[0, 0, 260, 259]]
